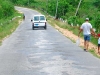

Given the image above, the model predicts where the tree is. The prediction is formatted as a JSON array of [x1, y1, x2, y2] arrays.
[[57, 0, 69, 18], [0, 0, 15, 18], [9, 0, 35, 5], [94, 14, 100, 32], [93, 0, 100, 11], [47, 0, 56, 16]]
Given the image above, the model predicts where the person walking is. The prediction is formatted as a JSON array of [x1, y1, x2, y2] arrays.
[[23, 13, 25, 20], [95, 33, 100, 54], [97, 34, 100, 54], [78, 18, 95, 51]]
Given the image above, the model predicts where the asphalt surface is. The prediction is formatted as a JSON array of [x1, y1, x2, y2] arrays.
[[0, 6, 100, 75]]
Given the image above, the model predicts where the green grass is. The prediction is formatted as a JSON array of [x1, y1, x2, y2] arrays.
[[0, 12, 22, 44], [89, 49, 100, 58], [80, 46, 100, 58]]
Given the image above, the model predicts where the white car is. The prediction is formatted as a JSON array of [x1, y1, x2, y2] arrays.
[[31, 15, 47, 30]]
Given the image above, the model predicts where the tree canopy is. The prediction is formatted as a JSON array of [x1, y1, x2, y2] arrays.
[[1, 0, 100, 32], [0, 0, 15, 19]]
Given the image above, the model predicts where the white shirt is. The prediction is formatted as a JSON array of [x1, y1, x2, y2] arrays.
[[98, 38, 100, 44], [81, 22, 92, 35]]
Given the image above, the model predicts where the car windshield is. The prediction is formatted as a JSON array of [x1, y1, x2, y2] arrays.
[[34, 16, 39, 21], [40, 16, 45, 20]]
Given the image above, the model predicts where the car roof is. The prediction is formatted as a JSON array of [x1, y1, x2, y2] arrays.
[[33, 15, 45, 17]]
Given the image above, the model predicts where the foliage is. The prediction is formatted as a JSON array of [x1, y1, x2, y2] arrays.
[[67, 16, 77, 25], [9, 0, 35, 5], [0, 0, 15, 19], [94, 14, 100, 32], [57, 0, 70, 19], [93, 0, 100, 9], [46, 0, 56, 16], [8, 0, 100, 33]]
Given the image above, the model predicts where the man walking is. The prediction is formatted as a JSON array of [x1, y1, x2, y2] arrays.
[[78, 18, 95, 51]]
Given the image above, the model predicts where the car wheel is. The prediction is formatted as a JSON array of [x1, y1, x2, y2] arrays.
[[44, 25, 47, 30]]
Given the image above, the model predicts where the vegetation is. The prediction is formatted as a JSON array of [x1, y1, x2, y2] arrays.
[[9, 0, 100, 32], [0, 0, 15, 19], [0, 15, 22, 43], [0, 0, 99, 43], [0, 0, 22, 44], [89, 49, 100, 58], [0, 0, 99, 40]]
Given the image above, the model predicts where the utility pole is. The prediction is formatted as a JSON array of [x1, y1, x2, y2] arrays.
[[55, 0, 59, 19], [75, 0, 82, 16]]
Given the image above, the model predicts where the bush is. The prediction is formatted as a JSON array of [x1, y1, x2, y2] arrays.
[[67, 16, 77, 25], [0, 0, 15, 18], [94, 14, 100, 32]]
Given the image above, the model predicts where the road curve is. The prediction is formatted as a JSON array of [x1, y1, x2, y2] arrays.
[[0, 6, 100, 75]]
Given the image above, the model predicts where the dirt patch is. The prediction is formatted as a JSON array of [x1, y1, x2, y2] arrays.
[[54, 25, 98, 53]]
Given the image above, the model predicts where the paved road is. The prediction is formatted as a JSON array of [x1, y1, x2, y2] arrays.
[[0, 6, 100, 75]]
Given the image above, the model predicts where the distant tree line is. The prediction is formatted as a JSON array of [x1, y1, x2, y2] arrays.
[[39, 0, 100, 32], [1, 0, 100, 32], [44, 0, 100, 32], [9, 0, 35, 6]]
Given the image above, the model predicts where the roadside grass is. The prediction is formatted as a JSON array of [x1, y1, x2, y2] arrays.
[[80, 46, 100, 58], [89, 49, 100, 58], [0, 12, 22, 45]]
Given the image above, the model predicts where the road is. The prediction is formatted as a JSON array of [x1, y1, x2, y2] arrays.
[[0, 6, 100, 75]]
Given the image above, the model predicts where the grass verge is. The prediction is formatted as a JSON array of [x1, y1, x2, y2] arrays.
[[0, 12, 22, 45], [89, 49, 100, 58]]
